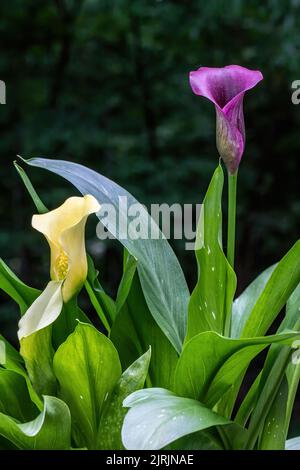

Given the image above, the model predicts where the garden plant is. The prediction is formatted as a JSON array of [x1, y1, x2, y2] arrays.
[[0, 65, 300, 450]]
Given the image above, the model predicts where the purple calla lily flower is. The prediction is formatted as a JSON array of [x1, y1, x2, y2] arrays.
[[189, 65, 263, 174]]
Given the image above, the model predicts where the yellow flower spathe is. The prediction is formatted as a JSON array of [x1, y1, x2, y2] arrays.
[[32, 195, 100, 302]]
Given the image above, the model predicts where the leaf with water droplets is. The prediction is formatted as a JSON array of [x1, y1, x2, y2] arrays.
[[53, 322, 121, 449], [96, 349, 151, 449], [174, 330, 300, 407], [122, 388, 229, 450], [186, 165, 236, 340]]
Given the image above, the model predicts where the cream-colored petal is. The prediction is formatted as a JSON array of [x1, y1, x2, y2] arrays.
[[60, 217, 89, 302], [32, 195, 100, 247], [32, 195, 100, 285], [18, 281, 63, 339]]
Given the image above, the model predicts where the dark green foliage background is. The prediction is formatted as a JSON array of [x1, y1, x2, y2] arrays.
[[0, 0, 300, 430]]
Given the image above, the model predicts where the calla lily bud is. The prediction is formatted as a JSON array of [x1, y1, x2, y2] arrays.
[[189, 65, 263, 174]]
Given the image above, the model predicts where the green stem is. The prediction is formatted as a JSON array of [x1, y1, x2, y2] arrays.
[[227, 172, 238, 268]]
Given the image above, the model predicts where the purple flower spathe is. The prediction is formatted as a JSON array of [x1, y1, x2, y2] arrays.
[[189, 65, 263, 174]]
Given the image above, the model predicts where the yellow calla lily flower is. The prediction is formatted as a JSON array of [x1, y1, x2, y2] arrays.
[[32, 195, 100, 302]]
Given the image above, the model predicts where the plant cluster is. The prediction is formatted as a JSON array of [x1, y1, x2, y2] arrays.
[[0, 65, 299, 450]]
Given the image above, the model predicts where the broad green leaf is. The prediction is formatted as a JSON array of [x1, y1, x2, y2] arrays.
[[53, 322, 121, 449], [111, 273, 178, 389], [258, 376, 288, 450], [0, 369, 37, 421], [186, 165, 236, 340], [166, 429, 224, 450], [0, 334, 24, 370], [231, 264, 276, 338], [0, 396, 71, 450], [97, 349, 151, 449], [25, 158, 190, 353], [122, 388, 230, 450], [241, 240, 300, 338], [0, 258, 40, 315], [286, 436, 300, 450], [85, 254, 116, 331], [174, 330, 300, 404], [205, 346, 264, 410], [20, 328, 56, 396], [0, 334, 42, 409]]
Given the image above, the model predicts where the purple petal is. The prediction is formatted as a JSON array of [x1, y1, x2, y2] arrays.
[[189, 65, 263, 173], [189, 65, 263, 111], [216, 107, 244, 174]]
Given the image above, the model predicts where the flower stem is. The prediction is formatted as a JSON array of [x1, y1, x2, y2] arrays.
[[227, 172, 238, 268]]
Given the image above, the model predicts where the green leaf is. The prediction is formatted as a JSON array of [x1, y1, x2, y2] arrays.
[[240, 240, 300, 338], [116, 251, 137, 313], [0, 334, 42, 409], [186, 165, 236, 340], [14, 160, 48, 214], [258, 376, 288, 450], [245, 346, 291, 449], [111, 273, 178, 389], [231, 264, 276, 338], [234, 281, 300, 439], [25, 158, 190, 353], [0, 396, 71, 450], [0, 369, 37, 421], [234, 372, 261, 426], [20, 328, 56, 396], [122, 388, 230, 450], [285, 436, 300, 450], [276, 283, 300, 439], [53, 322, 122, 449], [245, 281, 300, 448], [97, 349, 151, 449], [174, 330, 300, 405], [166, 430, 224, 450], [0, 258, 40, 315]]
